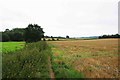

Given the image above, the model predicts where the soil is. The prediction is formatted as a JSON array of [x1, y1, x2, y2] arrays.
[[48, 56, 55, 79]]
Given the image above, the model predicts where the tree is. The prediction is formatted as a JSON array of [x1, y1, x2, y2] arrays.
[[99, 34, 120, 39], [13, 32, 23, 41], [0, 32, 2, 42], [5, 29, 9, 32], [43, 38, 46, 41], [51, 36, 55, 41], [66, 35, 69, 38], [57, 38, 59, 40], [2, 33, 10, 42], [1, 28, 25, 41], [24, 24, 44, 43]]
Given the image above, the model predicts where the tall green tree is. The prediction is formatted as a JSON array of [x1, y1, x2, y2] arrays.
[[24, 24, 44, 43], [66, 35, 69, 38]]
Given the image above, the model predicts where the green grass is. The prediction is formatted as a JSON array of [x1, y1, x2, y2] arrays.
[[2, 41, 50, 78], [1, 42, 25, 53]]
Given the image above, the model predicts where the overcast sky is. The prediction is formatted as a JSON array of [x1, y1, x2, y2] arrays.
[[0, 0, 119, 37]]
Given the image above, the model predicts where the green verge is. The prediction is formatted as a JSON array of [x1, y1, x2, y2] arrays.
[[2, 41, 50, 78], [48, 44, 84, 78]]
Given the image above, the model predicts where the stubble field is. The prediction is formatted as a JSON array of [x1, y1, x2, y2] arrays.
[[48, 39, 119, 78]]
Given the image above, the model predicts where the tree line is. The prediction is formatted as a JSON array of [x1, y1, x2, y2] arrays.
[[2, 28, 25, 42], [1, 24, 44, 43], [1, 24, 70, 42], [4, 23, 119, 42], [99, 34, 120, 39]]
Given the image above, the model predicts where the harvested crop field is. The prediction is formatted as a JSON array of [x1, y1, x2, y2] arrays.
[[48, 39, 119, 78]]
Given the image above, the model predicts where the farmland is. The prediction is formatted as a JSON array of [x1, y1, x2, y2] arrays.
[[48, 39, 119, 78], [2, 41, 50, 78], [1, 38, 119, 78], [1, 42, 25, 53]]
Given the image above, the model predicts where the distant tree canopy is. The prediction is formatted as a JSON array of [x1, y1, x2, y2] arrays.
[[44, 36, 66, 39], [99, 34, 120, 39], [66, 35, 69, 38], [2, 33, 10, 42], [1, 24, 45, 42], [24, 24, 44, 43], [2, 28, 25, 42]]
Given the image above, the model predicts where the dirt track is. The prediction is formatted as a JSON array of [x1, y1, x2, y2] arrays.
[[48, 56, 55, 79]]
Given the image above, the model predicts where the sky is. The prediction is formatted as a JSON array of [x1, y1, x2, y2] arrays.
[[0, 0, 119, 37]]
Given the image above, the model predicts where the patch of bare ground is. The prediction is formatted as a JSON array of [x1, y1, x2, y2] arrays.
[[48, 39, 119, 78], [48, 56, 55, 79]]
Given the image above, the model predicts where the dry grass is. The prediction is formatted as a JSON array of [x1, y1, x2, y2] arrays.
[[48, 39, 119, 78]]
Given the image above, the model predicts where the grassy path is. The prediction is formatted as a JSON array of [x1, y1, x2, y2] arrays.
[[48, 56, 55, 79], [48, 43, 84, 78]]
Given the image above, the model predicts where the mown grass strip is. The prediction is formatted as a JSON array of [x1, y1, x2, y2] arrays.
[[2, 41, 50, 78]]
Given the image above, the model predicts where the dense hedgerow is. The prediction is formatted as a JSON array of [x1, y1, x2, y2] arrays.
[[2, 41, 50, 78]]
